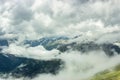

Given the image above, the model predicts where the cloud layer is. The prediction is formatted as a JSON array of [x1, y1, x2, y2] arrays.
[[0, 0, 120, 80], [0, 0, 120, 41]]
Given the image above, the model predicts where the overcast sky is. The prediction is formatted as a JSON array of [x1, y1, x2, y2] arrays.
[[0, 0, 120, 41], [1, 1, 120, 80]]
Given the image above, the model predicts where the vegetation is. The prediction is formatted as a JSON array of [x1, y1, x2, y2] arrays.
[[91, 64, 120, 80]]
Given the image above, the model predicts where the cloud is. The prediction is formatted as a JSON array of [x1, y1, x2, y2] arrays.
[[11, 4, 33, 25], [1, 50, 120, 80], [2, 43, 59, 60], [1, 0, 120, 48], [0, 0, 120, 80], [0, 0, 120, 42], [1, 0, 120, 80]]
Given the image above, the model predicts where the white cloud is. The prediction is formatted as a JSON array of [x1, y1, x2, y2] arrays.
[[1, 0, 120, 80], [2, 43, 59, 60], [1, 50, 120, 80], [0, 0, 120, 42]]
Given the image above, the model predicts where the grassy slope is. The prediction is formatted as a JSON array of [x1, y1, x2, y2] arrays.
[[91, 64, 120, 80]]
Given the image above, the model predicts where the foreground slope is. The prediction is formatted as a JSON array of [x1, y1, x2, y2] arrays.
[[91, 64, 120, 80]]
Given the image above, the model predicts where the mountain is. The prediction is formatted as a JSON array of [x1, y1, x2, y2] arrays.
[[91, 64, 120, 80], [0, 53, 63, 78], [24, 36, 120, 56], [57, 42, 120, 56], [0, 39, 9, 46], [24, 36, 69, 50], [0, 36, 120, 79]]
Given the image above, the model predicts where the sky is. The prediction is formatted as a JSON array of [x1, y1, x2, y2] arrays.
[[0, 0, 120, 41], [0, 0, 120, 80]]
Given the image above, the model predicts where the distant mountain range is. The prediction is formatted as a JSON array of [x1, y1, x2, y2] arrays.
[[0, 36, 120, 78]]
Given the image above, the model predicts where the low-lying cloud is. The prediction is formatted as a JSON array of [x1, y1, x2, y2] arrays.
[[0, 0, 120, 80], [1, 50, 120, 80]]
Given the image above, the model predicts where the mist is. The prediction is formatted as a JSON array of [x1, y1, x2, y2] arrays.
[[0, 0, 120, 80]]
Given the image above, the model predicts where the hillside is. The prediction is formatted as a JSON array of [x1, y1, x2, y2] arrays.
[[91, 64, 120, 80]]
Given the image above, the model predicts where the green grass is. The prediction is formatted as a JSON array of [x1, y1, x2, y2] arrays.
[[91, 64, 120, 80]]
